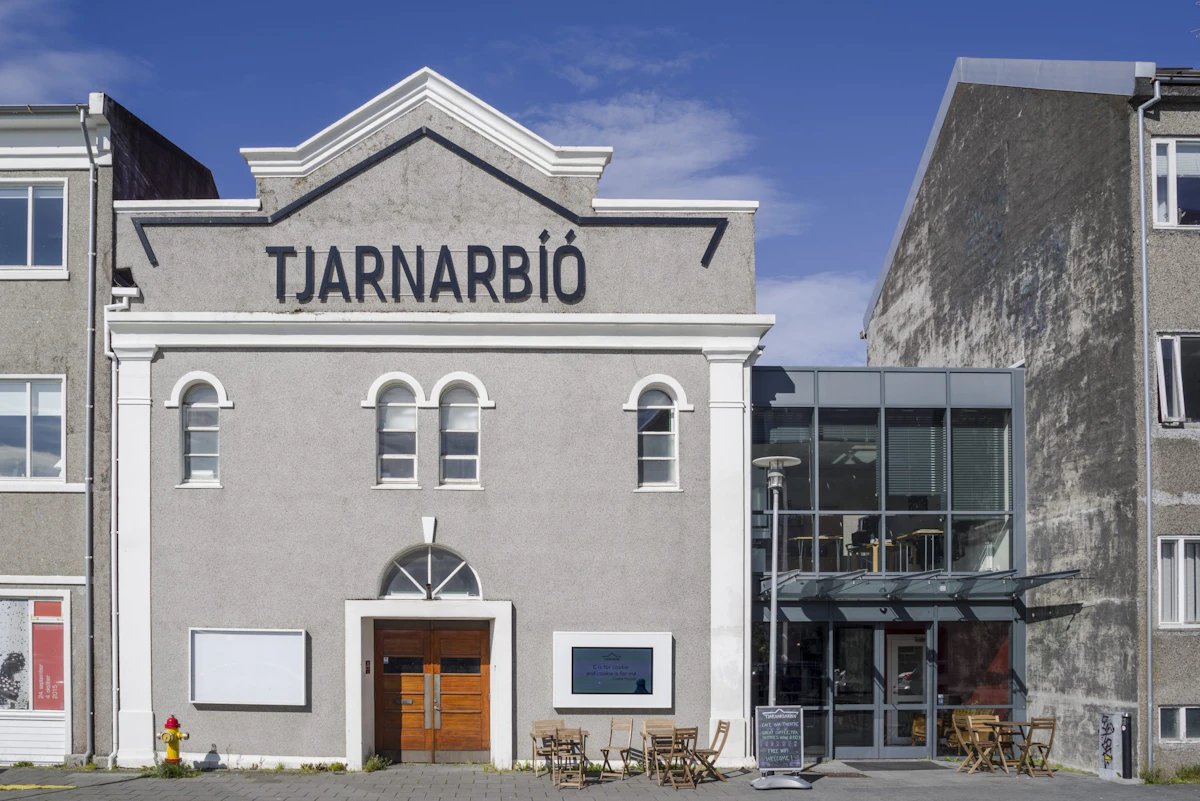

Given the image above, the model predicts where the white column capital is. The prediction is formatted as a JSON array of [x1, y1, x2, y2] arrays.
[[112, 344, 157, 361], [703, 346, 757, 364]]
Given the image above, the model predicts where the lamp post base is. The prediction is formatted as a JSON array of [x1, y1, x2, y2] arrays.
[[751, 773, 812, 790]]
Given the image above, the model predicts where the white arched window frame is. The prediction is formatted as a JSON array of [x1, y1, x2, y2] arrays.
[[361, 373, 427, 487], [623, 375, 694, 491], [165, 372, 231, 487], [380, 545, 482, 600], [428, 373, 494, 488]]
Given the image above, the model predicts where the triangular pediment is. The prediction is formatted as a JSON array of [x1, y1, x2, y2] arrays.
[[239, 67, 612, 179]]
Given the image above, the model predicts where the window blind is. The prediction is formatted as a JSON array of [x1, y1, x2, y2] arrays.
[[886, 409, 946, 500], [951, 409, 1012, 511]]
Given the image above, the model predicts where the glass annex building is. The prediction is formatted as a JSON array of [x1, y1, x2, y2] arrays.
[[749, 366, 1074, 760]]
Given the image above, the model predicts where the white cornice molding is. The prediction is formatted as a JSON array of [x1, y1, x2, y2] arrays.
[[109, 312, 774, 355], [114, 199, 261, 213], [0, 115, 112, 170], [592, 199, 759, 214], [240, 67, 612, 179]]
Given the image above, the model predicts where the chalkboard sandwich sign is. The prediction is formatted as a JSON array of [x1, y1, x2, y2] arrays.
[[755, 706, 806, 771]]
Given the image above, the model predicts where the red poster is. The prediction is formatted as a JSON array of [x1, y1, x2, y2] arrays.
[[32, 622, 64, 711]]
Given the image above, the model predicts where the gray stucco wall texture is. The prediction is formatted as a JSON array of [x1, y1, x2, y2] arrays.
[[866, 83, 1142, 771], [148, 349, 712, 759], [0, 166, 114, 757], [114, 104, 755, 316], [1140, 91, 1200, 774]]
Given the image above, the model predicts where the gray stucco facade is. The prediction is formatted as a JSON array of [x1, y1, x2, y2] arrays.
[[105, 68, 771, 769], [0, 95, 216, 765], [866, 58, 1200, 775]]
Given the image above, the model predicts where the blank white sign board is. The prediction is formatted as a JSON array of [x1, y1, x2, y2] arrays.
[[189, 628, 306, 706]]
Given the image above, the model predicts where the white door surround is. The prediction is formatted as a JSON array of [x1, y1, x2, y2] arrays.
[[344, 599, 514, 770]]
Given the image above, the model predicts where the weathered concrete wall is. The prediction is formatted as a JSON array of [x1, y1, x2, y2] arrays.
[[866, 82, 1142, 770], [1139, 89, 1200, 774]]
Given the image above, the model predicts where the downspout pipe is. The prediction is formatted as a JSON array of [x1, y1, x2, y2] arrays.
[[79, 107, 98, 764], [1136, 77, 1161, 772]]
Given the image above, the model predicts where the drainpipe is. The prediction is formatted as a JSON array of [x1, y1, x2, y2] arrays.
[[79, 108, 98, 762], [103, 288, 135, 768], [1136, 77, 1161, 772]]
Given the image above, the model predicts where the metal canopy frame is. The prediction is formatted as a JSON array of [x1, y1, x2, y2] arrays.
[[764, 568, 1081, 602]]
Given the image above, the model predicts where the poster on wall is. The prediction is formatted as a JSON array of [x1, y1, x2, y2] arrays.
[[570, 647, 653, 695], [32, 605, 64, 711], [0, 599, 30, 710]]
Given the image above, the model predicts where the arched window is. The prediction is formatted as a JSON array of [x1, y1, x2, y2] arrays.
[[182, 384, 220, 483], [381, 545, 481, 600], [637, 389, 677, 487], [440, 387, 480, 484], [377, 385, 417, 483]]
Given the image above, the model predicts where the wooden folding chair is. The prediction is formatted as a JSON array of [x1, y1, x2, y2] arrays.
[[599, 718, 634, 779], [965, 716, 1001, 774], [694, 720, 729, 782], [554, 727, 588, 789], [657, 727, 697, 790], [642, 719, 674, 779], [1018, 717, 1057, 778], [952, 714, 977, 772], [529, 719, 563, 777]]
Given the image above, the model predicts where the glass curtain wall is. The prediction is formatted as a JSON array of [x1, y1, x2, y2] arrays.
[[751, 373, 1014, 580]]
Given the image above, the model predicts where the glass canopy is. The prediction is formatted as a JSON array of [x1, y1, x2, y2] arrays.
[[761, 569, 1080, 602]]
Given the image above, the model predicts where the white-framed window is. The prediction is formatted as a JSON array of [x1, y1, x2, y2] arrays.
[[377, 384, 418, 483], [1160, 706, 1200, 742], [1155, 335, 1200, 423], [182, 384, 220, 483], [0, 181, 66, 270], [1160, 537, 1200, 627], [380, 545, 481, 599], [0, 596, 66, 712], [1153, 139, 1200, 227], [0, 377, 64, 480], [637, 388, 677, 487], [440, 386, 480, 484]]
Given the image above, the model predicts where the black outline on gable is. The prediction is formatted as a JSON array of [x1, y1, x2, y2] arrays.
[[131, 126, 730, 268]]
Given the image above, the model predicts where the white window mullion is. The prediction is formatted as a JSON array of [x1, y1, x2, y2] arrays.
[[1170, 140, 1179, 226], [25, 380, 31, 478], [25, 186, 33, 267], [1174, 337, 1187, 421]]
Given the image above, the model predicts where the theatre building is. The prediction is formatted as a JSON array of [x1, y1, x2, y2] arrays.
[[106, 68, 770, 768]]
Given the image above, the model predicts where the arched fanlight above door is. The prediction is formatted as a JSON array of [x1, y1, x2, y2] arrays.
[[381, 545, 481, 600]]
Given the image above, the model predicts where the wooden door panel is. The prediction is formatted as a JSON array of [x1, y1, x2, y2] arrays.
[[375, 629, 432, 760], [433, 629, 489, 756]]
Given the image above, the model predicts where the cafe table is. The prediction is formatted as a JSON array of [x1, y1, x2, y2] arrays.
[[981, 720, 1032, 773]]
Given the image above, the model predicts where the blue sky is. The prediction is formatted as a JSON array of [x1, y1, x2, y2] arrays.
[[3, 0, 1199, 364]]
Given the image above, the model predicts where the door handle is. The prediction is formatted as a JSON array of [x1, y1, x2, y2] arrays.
[[399, 699, 413, 705], [434, 674, 442, 730]]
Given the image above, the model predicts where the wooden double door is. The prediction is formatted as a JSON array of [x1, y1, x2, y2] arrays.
[[374, 623, 490, 763]]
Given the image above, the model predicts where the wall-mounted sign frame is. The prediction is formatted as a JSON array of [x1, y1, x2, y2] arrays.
[[552, 631, 671, 709], [189, 628, 307, 706]]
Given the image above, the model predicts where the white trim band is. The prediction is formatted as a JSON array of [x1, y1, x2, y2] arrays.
[[0, 575, 86, 585], [592, 198, 759, 213], [114, 199, 261, 213]]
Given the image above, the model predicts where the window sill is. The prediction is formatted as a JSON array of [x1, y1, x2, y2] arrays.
[[635, 486, 683, 493], [175, 482, 222, 489], [1158, 623, 1200, 630], [0, 481, 83, 493], [1153, 224, 1200, 232], [436, 484, 484, 491], [371, 483, 422, 490], [0, 268, 69, 280]]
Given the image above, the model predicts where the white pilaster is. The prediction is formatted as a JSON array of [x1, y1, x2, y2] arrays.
[[114, 346, 157, 767], [705, 348, 754, 764]]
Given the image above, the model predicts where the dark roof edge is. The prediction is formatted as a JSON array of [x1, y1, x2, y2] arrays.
[[0, 104, 87, 115], [862, 57, 1156, 331]]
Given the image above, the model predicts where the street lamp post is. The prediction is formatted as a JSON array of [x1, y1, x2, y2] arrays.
[[750, 455, 810, 791]]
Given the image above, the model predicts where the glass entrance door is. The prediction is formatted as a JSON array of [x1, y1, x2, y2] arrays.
[[831, 623, 931, 758]]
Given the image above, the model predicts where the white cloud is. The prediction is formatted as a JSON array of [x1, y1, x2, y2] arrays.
[[526, 92, 808, 238], [755, 272, 875, 366], [0, 0, 138, 103]]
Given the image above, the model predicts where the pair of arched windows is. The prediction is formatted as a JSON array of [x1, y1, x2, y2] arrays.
[[376, 384, 480, 485]]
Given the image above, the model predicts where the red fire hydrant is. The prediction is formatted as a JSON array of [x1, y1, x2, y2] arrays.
[[159, 714, 189, 764]]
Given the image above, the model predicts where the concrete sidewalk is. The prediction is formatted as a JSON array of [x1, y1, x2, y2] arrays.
[[0, 762, 1193, 800]]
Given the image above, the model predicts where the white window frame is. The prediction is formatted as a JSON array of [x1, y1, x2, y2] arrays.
[[0, 588, 72, 761], [635, 389, 679, 490], [0, 375, 66, 485], [0, 178, 68, 279], [380, 545, 482, 600], [1156, 335, 1187, 423], [376, 383, 419, 487], [1158, 706, 1200, 742], [1150, 138, 1200, 229], [180, 384, 220, 487], [1159, 536, 1200, 628], [438, 385, 482, 487]]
